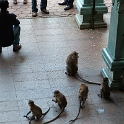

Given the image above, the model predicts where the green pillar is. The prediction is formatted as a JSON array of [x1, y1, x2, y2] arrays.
[[101, 0, 124, 90], [75, 0, 108, 29]]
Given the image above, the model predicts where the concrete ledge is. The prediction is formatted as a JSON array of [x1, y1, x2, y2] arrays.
[[75, 14, 107, 29], [102, 48, 124, 71], [75, 0, 108, 29]]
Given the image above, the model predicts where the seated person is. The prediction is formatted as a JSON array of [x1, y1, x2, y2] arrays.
[[0, 0, 21, 53]]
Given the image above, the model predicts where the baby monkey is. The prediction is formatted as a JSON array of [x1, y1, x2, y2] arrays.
[[69, 84, 89, 123], [43, 90, 67, 124], [24, 100, 50, 124], [65, 51, 100, 85], [98, 77, 110, 100]]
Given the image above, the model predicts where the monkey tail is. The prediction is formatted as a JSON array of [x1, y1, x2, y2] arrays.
[[43, 108, 64, 124], [69, 97, 82, 123], [23, 115, 30, 119], [75, 73, 101, 85], [23, 111, 31, 119], [43, 107, 50, 116]]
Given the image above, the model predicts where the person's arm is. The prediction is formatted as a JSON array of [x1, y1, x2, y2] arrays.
[[11, 13, 20, 26]]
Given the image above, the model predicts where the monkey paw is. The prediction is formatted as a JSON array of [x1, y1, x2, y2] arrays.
[[23, 115, 27, 118], [97, 94, 102, 98], [81, 105, 85, 108]]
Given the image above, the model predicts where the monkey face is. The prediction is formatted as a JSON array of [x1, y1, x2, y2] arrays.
[[80, 84, 85, 88], [103, 77, 108, 82], [28, 100, 34, 106], [103, 81, 108, 86], [53, 90, 60, 98], [54, 90, 59, 95], [72, 51, 79, 59], [73, 51, 78, 55], [54, 94, 58, 97]]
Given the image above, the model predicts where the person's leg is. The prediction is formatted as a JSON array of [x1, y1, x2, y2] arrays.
[[13, 25, 21, 52], [32, 0, 38, 17], [40, 0, 49, 14], [40, 0, 47, 10], [68, 0, 74, 6], [64, 0, 74, 10], [58, 0, 67, 5]]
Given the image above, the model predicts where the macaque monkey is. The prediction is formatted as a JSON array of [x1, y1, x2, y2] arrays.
[[23, 100, 50, 124], [78, 84, 89, 107], [98, 78, 124, 116], [65, 51, 101, 85], [65, 51, 79, 76], [98, 77, 110, 100], [43, 90, 67, 124], [69, 84, 89, 123]]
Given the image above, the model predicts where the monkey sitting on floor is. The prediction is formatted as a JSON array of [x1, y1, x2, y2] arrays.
[[43, 90, 67, 124], [23, 100, 50, 124], [69, 84, 89, 123], [65, 51, 101, 85], [98, 78, 124, 116], [65, 51, 79, 76], [98, 77, 110, 100]]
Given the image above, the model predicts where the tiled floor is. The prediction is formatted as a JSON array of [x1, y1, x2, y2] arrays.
[[8, 0, 112, 19], [1, 0, 124, 124], [8, 0, 78, 18]]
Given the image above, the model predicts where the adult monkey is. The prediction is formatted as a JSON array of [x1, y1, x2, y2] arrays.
[[65, 51, 101, 85], [43, 90, 67, 124], [98, 77, 110, 100], [24, 100, 50, 124], [98, 78, 124, 116], [69, 84, 89, 123]]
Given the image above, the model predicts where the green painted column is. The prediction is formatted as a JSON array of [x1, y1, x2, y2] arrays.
[[101, 0, 124, 90], [75, 0, 108, 29]]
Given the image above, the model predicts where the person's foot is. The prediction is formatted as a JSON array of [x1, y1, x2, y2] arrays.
[[32, 12, 37, 17], [64, 5, 73, 10], [23, 0, 27, 4], [41, 9, 49, 14], [58, 2, 67, 5], [13, 44, 21, 52], [13, 0, 17, 4]]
